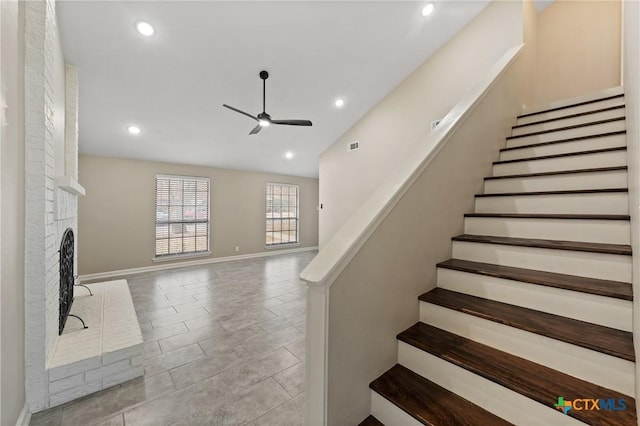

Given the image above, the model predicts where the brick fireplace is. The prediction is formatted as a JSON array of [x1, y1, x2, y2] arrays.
[[24, 0, 84, 411], [23, 0, 143, 412]]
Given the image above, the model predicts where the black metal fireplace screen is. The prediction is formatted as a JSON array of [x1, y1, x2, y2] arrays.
[[59, 228, 89, 335], [59, 228, 75, 334]]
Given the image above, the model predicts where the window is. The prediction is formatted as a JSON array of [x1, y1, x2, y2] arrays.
[[266, 183, 299, 246], [155, 174, 210, 258]]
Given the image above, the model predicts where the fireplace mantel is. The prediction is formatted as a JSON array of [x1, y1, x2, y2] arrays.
[[55, 176, 85, 196]]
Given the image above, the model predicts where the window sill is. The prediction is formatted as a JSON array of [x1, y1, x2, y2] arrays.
[[265, 243, 300, 250], [153, 251, 211, 263]]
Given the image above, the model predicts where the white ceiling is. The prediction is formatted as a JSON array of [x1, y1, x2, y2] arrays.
[[57, 1, 490, 178]]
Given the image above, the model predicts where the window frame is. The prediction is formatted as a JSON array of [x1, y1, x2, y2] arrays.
[[265, 182, 300, 247], [154, 174, 211, 260]]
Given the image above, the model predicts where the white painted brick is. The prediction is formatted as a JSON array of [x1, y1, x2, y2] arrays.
[[131, 355, 143, 368], [49, 380, 102, 408], [48, 373, 84, 395], [85, 359, 131, 384], [102, 344, 143, 366], [48, 356, 101, 382], [102, 366, 144, 389]]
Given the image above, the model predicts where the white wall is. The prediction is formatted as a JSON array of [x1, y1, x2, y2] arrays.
[[53, 26, 66, 178], [318, 0, 524, 247], [622, 0, 640, 418], [1, 0, 27, 423]]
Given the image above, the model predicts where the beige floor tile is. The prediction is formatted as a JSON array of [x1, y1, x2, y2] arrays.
[[170, 344, 249, 390], [285, 339, 305, 361], [241, 326, 304, 357], [248, 393, 305, 426], [187, 378, 290, 426], [273, 362, 304, 397], [124, 374, 229, 426], [221, 347, 300, 393], [144, 344, 205, 377]]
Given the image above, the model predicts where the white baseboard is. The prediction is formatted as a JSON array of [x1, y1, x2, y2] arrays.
[[16, 403, 31, 426], [78, 246, 319, 282]]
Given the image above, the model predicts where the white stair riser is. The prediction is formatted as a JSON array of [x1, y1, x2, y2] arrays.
[[370, 392, 422, 426], [506, 120, 626, 148], [437, 268, 632, 331], [418, 303, 635, 396], [398, 342, 586, 425], [451, 241, 632, 281], [464, 217, 631, 244], [512, 109, 625, 136], [500, 133, 626, 160], [485, 170, 627, 194], [492, 150, 627, 176], [518, 96, 625, 126], [475, 192, 629, 215]]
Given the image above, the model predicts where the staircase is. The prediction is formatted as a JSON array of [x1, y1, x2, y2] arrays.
[[361, 88, 638, 425]]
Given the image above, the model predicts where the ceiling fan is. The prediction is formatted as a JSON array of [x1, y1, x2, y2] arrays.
[[223, 70, 313, 135]]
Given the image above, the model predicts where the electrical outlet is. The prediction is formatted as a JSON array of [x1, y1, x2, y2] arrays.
[[235, 246, 239, 252]]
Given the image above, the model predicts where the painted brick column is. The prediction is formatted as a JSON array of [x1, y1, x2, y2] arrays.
[[24, 0, 57, 412]]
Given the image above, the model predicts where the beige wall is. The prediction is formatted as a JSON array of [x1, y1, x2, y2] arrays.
[[522, 0, 539, 108], [534, 0, 621, 105], [325, 49, 525, 425], [622, 0, 640, 417], [0, 0, 26, 423], [78, 155, 319, 275], [317, 1, 524, 247]]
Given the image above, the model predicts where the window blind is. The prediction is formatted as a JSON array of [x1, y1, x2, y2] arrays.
[[155, 174, 210, 257]]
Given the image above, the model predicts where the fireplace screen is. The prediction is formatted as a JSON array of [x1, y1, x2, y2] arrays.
[[59, 228, 75, 335]]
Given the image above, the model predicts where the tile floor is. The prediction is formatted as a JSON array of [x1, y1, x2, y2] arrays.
[[31, 251, 316, 426]]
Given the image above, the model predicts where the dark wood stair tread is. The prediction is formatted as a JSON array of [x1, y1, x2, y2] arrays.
[[465, 213, 630, 220], [358, 415, 384, 426], [398, 322, 636, 425], [513, 104, 625, 129], [506, 117, 624, 140], [494, 146, 626, 164], [484, 166, 627, 180], [517, 93, 623, 119], [437, 258, 632, 300], [451, 234, 631, 255], [370, 364, 512, 426], [418, 288, 635, 361], [475, 187, 628, 197], [500, 130, 627, 152]]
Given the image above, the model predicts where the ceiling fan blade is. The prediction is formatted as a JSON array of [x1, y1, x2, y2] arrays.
[[223, 104, 258, 121], [270, 119, 313, 126], [249, 124, 262, 135]]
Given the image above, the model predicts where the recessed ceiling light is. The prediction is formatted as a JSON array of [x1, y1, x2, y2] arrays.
[[127, 125, 141, 135], [259, 120, 270, 127], [422, 3, 435, 16], [135, 21, 155, 37], [285, 151, 294, 159], [334, 98, 345, 108]]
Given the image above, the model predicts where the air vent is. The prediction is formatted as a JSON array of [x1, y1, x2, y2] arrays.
[[431, 120, 441, 132], [348, 141, 360, 152]]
